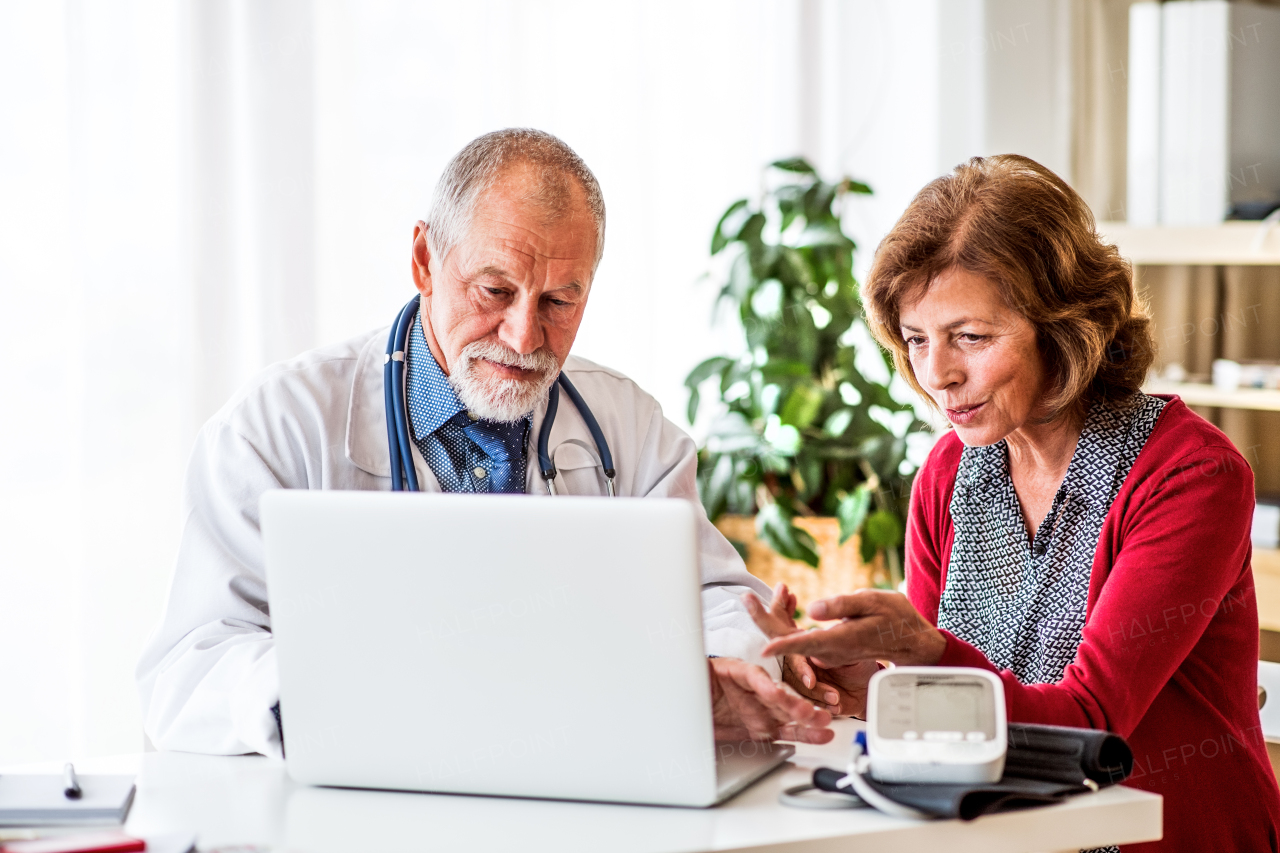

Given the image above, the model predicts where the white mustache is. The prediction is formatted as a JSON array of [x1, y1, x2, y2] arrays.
[[458, 340, 559, 374]]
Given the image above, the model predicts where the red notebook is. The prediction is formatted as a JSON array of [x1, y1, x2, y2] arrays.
[[0, 832, 145, 853]]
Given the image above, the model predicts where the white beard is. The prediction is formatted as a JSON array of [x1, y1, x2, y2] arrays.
[[448, 340, 560, 422]]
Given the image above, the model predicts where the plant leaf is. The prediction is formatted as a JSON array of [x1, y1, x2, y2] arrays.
[[761, 358, 812, 380], [711, 199, 750, 254], [739, 212, 768, 272], [756, 502, 820, 568], [724, 250, 754, 304], [840, 178, 873, 195], [795, 451, 823, 503], [836, 484, 872, 545], [771, 157, 817, 174], [778, 383, 824, 429], [822, 407, 853, 437], [803, 181, 837, 222], [684, 356, 733, 423], [790, 222, 852, 249], [859, 509, 905, 563], [705, 411, 763, 455]]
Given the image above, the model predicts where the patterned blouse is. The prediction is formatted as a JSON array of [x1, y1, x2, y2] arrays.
[[936, 392, 1167, 853]]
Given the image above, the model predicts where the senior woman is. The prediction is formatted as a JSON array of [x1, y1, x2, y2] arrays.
[[747, 155, 1280, 852]]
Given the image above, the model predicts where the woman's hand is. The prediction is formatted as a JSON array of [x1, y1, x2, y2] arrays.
[[759, 589, 947, 668], [804, 659, 880, 719], [743, 584, 856, 715]]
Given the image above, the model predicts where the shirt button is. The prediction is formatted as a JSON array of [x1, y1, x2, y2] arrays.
[[473, 467, 487, 479], [467, 412, 480, 421]]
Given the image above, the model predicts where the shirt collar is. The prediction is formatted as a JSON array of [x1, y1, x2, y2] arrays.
[[1059, 392, 1154, 511], [957, 392, 1154, 512], [405, 313, 468, 439]]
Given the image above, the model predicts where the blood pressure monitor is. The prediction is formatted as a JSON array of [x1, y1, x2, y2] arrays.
[[865, 667, 1007, 785]]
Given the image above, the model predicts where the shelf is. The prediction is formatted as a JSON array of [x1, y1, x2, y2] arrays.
[[1257, 549, 1280, 633], [1097, 221, 1280, 266], [1145, 381, 1280, 412]]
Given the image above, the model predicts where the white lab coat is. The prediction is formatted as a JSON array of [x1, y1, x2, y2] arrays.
[[136, 327, 777, 758]]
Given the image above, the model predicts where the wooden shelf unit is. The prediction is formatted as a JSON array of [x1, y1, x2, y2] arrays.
[[1256, 548, 1280, 634], [1098, 221, 1280, 266], [1144, 381, 1280, 412], [1105, 224, 1280, 640]]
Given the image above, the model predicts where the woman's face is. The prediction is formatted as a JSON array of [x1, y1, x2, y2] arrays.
[[898, 267, 1048, 447]]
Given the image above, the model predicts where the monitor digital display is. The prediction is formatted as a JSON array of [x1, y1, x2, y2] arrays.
[[875, 674, 997, 739]]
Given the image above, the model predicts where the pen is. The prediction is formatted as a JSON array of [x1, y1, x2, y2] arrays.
[[63, 762, 82, 799]]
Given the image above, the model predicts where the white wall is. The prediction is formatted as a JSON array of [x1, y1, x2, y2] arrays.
[[983, 0, 1074, 181], [796, 0, 1077, 290]]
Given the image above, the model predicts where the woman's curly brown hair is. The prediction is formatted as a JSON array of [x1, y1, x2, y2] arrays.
[[862, 154, 1155, 423]]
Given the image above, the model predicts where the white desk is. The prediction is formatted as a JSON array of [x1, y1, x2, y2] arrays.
[[3, 721, 1160, 852]]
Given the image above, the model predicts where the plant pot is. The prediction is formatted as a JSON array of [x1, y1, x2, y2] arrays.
[[715, 514, 887, 628]]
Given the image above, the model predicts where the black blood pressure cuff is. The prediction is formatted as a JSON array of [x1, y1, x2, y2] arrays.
[[813, 768, 1090, 821], [813, 723, 1134, 821], [1002, 722, 1133, 787]]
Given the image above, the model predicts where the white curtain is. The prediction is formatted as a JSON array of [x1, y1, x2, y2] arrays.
[[0, 1, 184, 762], [1, 0, 1067, 763]]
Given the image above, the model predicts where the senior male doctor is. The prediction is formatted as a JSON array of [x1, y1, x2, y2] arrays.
[[137, 129, 834, 759]]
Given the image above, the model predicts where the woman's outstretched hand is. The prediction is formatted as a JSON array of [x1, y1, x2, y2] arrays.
[[742, 584, 838, 712], [758, 589, 947, 668], [743, 583, 880, 717]]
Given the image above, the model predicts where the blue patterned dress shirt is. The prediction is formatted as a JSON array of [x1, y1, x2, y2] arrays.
[[403, 314, 531, 493]]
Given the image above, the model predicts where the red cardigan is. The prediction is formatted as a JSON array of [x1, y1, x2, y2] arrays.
[[907, 396, 1280, 852]]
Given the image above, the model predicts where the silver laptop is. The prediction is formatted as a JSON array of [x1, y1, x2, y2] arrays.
[[260, 490, 792, 807]]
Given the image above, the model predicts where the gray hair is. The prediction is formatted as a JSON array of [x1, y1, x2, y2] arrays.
[[426, 128, 606, 270]]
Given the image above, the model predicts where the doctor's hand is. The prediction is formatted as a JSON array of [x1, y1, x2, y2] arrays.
[[743, 584, 874, 718], [708, 657, 833, 744], [758, 589, 947, 669]]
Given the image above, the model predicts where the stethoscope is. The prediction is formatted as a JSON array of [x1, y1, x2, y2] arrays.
[[383, 296, 616, 496]]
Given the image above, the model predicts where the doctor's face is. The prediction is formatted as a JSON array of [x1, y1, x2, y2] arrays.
[[411, 168, 598, 421]]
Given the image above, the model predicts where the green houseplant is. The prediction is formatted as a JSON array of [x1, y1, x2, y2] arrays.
[[685, 158, 929, 587]]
